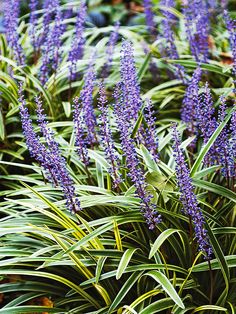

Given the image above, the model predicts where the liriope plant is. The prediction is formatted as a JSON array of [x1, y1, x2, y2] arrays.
[[0, 0, 236, 313]]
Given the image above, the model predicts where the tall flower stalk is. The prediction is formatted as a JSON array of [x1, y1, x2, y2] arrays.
[[196, 90, 235, 181], [216, 97, 235, 180], [120, 40, 142, 123], [114, 84, 161, 229], [68, 2, 87, 81], [38, 0, 60, 49], [140, 99, 159, 162], [98, 83, 122, 187], [197, 82, 218, 166], [160, 0, 185, 81], [29, 0, 39, 52], [18, 84, 53, 184], [229, 108, 236, 189], [182, 0, 210, 63], [181, 67, 202, 143], [172, 123, 212, 258], [19, 84, 80, 213], [225, 11, 236, 88], [51, 8, 64, 73], [35, 96, 81, 213], [143, 0, 157, 37], [39, 6, 64, 85], [230, 109, 236, 162], [4, 0, 25, 65], [72, 54, 97, 178]]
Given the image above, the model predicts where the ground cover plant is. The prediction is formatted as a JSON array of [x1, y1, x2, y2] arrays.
[[0, 0, 236, 313]]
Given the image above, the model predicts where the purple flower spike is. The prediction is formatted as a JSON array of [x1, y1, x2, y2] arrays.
[[197, 83, 215, 141], [98, 83, 122, 187], [101, 21, 120, 79], [182, 1, 210, 63], [218, 96, 227, 122], [141, 99, 159, 162], [216, 97, 235, 178], [51, 8, 64, 72], [160, 0, 185, 81], [171, 123, 212, 258], [39, 43, 51, 85], [181, 67, 202, 142], [29, 0, 40, 51], [230, 108, 236, 160], [225, 11, 236, 84], [4, 0, 25, 65], [143, 0, 157, 37], [19, 84, 58, 185], [120, 40, 142, 122], [35, 95, 81, 213], [68, 2, 87, 81], [19, 84, 81, 213], [229, 107, 236, 178], [39, 6, 64, 85], [29, 0, 39, 50], [73, 96, 90, 166], [39, 0, 60, 48], [114, 84, 161, 229], [197, 83, 218, 166]]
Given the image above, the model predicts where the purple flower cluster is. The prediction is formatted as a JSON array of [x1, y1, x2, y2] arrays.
[[160, 0, 185, 81], [225, 11, 236, 81], [68, 2, 87, 81], [191, 83, 235, 178], [196, 83, 218, 165], [98, 83, 122, 187], [215, 97, 235, 178], [172, 123, 212, 258], [39, 43, 51, 85], [19, 84, 81, 213], [181, 67, 202, 142], [140, 99, 159, 162], [114, 84, 161, 229], [4, 0, 25, 65], [101, 21, 120, 79], [39, 6, 64, 85], [39, 0, 60, 48], [182, 0, 210, 63], [29, 0, 39, 51], [72, 55, 97, 164], [120, 40, 142, 122], [230, 109, 236, 160], [182, 74, 235, 178], [51, 9, 64, 72], [197, 83, 216, 141], [160, 0, 177, 49], [229, 106, 236, 180], [19, 84, 52, 182], [35, 96, 81, 212], [143, 0, 157, 37]]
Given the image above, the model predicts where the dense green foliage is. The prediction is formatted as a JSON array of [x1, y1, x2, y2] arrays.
[[0, 1, 236, 313]]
